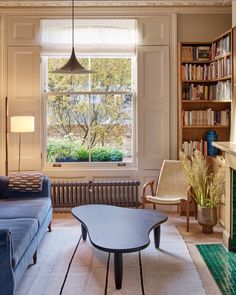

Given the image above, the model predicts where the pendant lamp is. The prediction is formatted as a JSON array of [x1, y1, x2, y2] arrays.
[[51, 0, 94, 74]]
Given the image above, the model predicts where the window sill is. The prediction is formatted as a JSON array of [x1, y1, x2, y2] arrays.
[[42, 165, 138, 179]]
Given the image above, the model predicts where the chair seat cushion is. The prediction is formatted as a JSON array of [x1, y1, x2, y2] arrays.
[[0, 218, 38, 268], [146, 195, 187, 205], [0, 198, 51, 227]]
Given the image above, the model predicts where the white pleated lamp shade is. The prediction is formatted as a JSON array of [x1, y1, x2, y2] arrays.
[[10, 116, 35, 133]]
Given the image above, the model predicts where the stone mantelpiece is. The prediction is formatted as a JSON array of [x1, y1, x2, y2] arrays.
[[214, 142, 236, 159], [213, 142, 236, 251]]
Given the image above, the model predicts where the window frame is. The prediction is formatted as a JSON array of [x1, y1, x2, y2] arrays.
[[41, 55, 137, 170]]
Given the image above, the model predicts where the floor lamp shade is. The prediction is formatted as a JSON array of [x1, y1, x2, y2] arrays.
[[10, 116, 35, 172], [10, 116, 35, 133]]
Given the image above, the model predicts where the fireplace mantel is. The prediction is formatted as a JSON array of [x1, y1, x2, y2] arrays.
[[213, 141, 236, 251], [213, 142, 236, 157], [213, 142, 236, 171]]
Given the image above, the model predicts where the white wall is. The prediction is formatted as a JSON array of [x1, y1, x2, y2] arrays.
[[233, 1, 236, 27], [178, 14, 231, 42], [1, 9, 178, 186], [0, 6, 232, 184]]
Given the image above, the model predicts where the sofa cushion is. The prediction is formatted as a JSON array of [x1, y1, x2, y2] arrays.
[[8, 173, 44, 192], [0, 218, 38, 268], [0, 176, 50, 199], [0, 198, 51, 227]]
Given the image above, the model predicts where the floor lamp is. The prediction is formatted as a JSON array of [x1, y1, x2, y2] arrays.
[[10, 116, 35, 172]]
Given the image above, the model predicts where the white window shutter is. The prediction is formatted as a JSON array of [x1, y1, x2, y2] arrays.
[[138, 45, 170, 171], [8, 47, 41, 172]]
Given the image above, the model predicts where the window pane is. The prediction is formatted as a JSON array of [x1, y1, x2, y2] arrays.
[[46, 57, 134, 164], [47, 93, 133, 163], [47, 94, 90, 162], [48, 57, 89, 92], [90, 94, 133, 162], [91, 58, 132, 91]]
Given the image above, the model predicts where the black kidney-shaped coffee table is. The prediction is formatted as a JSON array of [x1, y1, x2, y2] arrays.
[[72, 204, 167, 289]]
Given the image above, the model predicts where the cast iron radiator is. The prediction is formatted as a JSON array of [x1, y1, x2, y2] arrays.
[[51, 180, 140, 210]]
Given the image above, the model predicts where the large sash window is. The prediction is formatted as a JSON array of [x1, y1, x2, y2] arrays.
[[42, 19, 136, 166]]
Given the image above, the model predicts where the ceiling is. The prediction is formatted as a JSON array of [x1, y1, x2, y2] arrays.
[[0, 0, 232, 7]]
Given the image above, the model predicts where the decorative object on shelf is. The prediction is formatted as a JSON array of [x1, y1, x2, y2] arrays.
[[179, 150, 225, 234], [10, 116, 35, 172], [205, 130, 218, 156], [50, 0, 94, 74]]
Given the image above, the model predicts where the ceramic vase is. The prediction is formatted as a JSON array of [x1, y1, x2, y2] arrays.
[[197, 206, 217, 234]]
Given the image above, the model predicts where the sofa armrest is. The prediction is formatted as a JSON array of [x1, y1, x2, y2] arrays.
[[0, 229, 15, 295], [0, 176, 51, 199]]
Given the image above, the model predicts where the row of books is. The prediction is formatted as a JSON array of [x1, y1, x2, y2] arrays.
[[182, 84, 208, 100], [210, 56, 231, 79], [182, 46, 210, 62], [212, 35, 231, 59], [182, 140, 208, 157], [182, 81, 231, 101], [182, 64, 210, 81], [208, 81, 231, 101], [182, 109, 230, 126], [182, 61, 231, 81]]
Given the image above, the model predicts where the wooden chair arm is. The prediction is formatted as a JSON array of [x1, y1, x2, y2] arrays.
[[142, 180, 156, 199]]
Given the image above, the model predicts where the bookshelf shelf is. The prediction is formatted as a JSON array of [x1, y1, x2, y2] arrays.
[[182, 60, 211, 64], [182, 125, 229, 129], [211, 76, 232, 82], [182, 100, 231, 103], [183, 80, 212, 83], [183, 77, 231, 83], [178, 29, 232, 157]]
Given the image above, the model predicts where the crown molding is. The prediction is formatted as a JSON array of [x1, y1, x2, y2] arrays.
[[0, 0, 232, 7]]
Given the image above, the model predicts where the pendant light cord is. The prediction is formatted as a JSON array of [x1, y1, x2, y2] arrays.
[[72, 0, 74, 48]]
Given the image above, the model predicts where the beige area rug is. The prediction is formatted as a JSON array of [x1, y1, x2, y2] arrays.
[[177, 218, 223, 295], [15, 214, 206, 295]]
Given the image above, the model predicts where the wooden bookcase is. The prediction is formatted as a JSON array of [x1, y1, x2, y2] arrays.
[[178, 29, 232, 157]]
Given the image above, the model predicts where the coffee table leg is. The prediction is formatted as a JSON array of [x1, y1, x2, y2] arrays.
[[114, 252, 123, 289], [81, 224, 87, 241], [153, 226, 160, 249]]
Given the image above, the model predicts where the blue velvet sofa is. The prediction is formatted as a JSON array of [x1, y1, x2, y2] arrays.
[[0, 176, 52, 295]]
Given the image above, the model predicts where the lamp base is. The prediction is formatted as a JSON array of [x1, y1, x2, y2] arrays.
[[18, 132, 21, 172]]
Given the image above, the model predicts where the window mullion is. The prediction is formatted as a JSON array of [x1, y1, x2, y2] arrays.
[[88, 93, 92, 162], [88, 58, 92, 162]]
